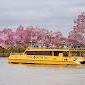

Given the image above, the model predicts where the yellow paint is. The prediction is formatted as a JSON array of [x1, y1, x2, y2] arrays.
[[8, 48, 85, 65]]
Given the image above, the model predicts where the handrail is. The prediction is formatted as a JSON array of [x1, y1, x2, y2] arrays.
[[10, 53, 24, 55]]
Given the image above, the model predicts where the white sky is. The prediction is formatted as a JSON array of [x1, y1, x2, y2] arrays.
[[0, 0, 85, 36]]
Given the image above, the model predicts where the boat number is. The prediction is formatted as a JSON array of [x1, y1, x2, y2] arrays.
[[33, 56, 47, 59]]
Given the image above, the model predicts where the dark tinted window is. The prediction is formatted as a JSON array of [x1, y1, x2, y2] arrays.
[[54, 51, 68, 56], [25, 51, 52, 55]]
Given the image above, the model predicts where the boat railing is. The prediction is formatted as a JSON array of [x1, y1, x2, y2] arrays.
[[27, 46, 85, 50], [69, 48, 85, 50], [10, 53, 24, 55]]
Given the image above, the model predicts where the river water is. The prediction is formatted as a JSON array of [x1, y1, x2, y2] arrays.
[[0, 57, 85, 85]]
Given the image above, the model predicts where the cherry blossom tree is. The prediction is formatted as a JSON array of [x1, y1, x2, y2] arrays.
[[68, 12, 85, 48], [0, 26, 64, 49]]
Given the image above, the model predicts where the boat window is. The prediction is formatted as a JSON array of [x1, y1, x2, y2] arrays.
[[81, 52, 85, 57], [63, 51, 68, 56], [54, 51, 68, 56], [71, 51, 80, 56], [25, 51, 52, 55]]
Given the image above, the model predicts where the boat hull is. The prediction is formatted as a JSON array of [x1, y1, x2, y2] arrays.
[[8, 59, 80, 65], [8, 55, 81, 65]]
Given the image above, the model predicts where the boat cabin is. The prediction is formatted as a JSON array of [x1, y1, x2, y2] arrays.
[[24, 48, 85, 57]]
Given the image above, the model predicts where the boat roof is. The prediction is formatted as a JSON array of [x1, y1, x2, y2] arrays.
[[25, 47, 85, 52]]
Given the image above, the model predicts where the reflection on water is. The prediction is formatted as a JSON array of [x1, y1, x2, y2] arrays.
[[0, 57, 85, 85]]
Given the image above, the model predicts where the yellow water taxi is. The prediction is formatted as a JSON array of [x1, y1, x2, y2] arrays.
[[8, 47, 85, 65]]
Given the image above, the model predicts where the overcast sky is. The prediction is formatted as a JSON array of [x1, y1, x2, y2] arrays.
[[0, 0, 85, 36]]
